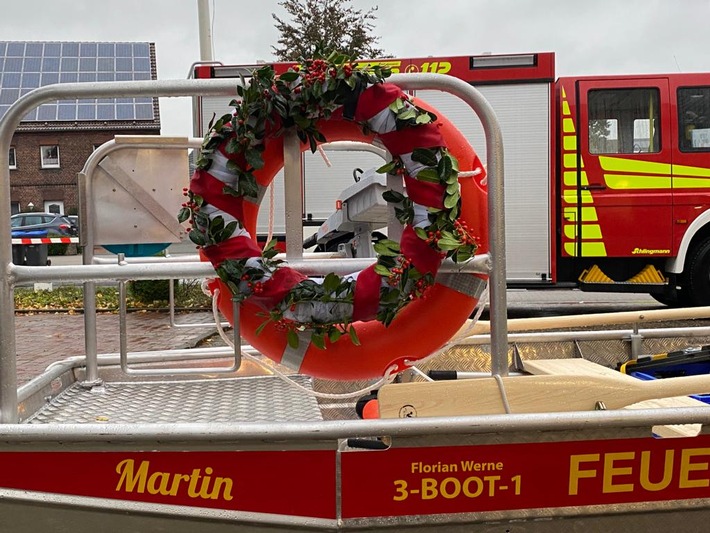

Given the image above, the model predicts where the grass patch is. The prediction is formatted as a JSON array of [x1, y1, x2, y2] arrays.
[[15, 280, 212, 312]]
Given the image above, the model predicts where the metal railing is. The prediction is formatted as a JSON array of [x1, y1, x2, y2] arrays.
[[0, 74, 505, 423]]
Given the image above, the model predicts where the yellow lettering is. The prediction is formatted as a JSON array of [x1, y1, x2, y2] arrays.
[[640, 450, 673, 492], [148, 471, 173, 496], [680, 448, 710, 489], [603, 452, 635, 493], [169, 474, 190, 496], [421, 478, 438, 500], [115, 459, 149, 494], [187, 468, 202, 498], [569, 454, 600, 495]]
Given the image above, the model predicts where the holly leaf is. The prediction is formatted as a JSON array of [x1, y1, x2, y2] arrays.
[[382, 190, 405, 203], [412, 148, 438, 166], [415, 169, 441, 183], [177, 207, 191, 224], [287, 329, 300, 349], [348, 326, 361, 346], [311, 332, 326, 350]]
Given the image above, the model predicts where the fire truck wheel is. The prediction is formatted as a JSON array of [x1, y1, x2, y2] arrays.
[[685, 237, 710, 306]]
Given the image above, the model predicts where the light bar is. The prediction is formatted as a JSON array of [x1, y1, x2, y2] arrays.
[[471, 54, 537, 69]]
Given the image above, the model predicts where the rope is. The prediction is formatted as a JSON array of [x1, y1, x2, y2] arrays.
[[265, 181, 275, 250], [493, 374, 512, 413]]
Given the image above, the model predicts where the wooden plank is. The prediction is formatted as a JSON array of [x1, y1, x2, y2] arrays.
[[522, 358, 635, 382], [522, 359, 704, 437], [377, 372, 710, 419]]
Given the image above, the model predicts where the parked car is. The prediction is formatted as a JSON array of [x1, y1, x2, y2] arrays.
[[10, 212, 78, 237]]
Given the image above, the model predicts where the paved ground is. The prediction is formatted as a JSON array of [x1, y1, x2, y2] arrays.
[[14, 311, 215, 384]]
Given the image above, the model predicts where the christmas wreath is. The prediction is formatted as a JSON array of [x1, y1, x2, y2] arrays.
[[179, 52, 479, 349]]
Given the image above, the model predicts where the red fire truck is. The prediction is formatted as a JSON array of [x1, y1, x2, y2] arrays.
[[193, 52, 710, 306]]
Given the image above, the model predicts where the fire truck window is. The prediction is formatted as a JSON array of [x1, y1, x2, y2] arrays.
[[588, 88, 660, 155], [678, 87, 710, 152]]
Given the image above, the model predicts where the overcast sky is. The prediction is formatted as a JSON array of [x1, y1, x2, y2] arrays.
[[1, 0, 709, 135]]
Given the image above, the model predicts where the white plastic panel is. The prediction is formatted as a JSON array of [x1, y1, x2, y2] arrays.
[[416, 83, 552, 282]]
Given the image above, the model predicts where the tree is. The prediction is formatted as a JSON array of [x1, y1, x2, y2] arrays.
[[272, 0, 386, 61]]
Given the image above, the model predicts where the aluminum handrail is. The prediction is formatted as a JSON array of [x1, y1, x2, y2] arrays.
[[0, 74, 505, 423]]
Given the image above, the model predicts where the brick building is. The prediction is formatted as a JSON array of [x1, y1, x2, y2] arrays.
[[3, 41, 161, 216]]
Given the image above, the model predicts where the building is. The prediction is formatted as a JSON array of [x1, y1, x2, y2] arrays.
[[2, 41, 161, 216]]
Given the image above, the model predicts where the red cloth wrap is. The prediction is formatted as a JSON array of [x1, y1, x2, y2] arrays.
[[353, 83, 404, 122], [352, 264, 382, 321], [400, 225, 443, 276], [248, 267, 308, 312], [202, 236, 261, 267], [190, 169, 245, 221], [378, 123, 445, 156], [404, 175, 446, 209]]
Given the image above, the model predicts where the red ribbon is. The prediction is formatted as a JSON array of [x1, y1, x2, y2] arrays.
[[201, 236, 261, 266], [190, 169, 245, 222], [400, 225, 443, 276], [353, 83, 404, 122], [404, 175, 446, 209], [378, 123, 445, 156], [352, 264, 382, 321], [249, 267, 308, 312]]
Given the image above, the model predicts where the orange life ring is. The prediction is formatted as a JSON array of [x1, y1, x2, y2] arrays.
[[188, 65, 488, 381]]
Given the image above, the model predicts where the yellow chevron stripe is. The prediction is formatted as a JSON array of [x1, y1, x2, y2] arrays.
[[673, 177, 710, 189], [563, 118, 575, 134], [563, 171, 588, 186], [562, 100, 571, 116], [673, 163, 710, 178], [599, 156, 671, 174], [563, 134, 577, 151], [562, 207, 600, 222], [564, 224, 602, 239], [604, 174, 672, 189], [562, 190, 593, 204], [564, 242, 607, 257]]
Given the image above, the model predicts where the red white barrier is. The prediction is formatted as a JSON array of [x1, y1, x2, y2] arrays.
[[11, 237, 79, 245]]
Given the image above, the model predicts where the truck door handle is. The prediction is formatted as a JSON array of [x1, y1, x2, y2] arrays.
[[580, 184, 607, 191]]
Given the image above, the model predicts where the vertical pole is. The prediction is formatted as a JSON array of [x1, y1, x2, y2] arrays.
[[197, 0, 214, 62], [283, 131, 304, 260], [0, 133, 17, 423]]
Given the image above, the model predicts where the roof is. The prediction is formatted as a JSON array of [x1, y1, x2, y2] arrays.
[[0, 41, 160, 132]]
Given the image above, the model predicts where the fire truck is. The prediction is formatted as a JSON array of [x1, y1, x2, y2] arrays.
[[192, 52, 710, 307]]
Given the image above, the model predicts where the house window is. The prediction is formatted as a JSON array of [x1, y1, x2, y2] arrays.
[[10, 202, 19, 215], [8, 147, 16, 169], [678, 86, 710, 151], [44, 201, 64, 215], [40, 145, 60, 168]]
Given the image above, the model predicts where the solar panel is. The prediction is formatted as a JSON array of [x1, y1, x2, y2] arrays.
[[0, 41, 155, 122]]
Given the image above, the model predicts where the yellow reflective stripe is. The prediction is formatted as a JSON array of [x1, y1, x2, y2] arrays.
[[563, 134, 577, 151], [564, 224, 602, 239], [672, 164, 710, 178], [673, 177, 710, 188], [579, 207, 598, 221], [564, 242, 607, 257], [561, 207, 598, 221], [564, 153, 583, 169], [604, 174, 671, 189], [563, 171, 588, 186], [562, 191, 593, 204], [563, 207, 577, 221], [562, 100, 571, 116], [563, 118, 575, 134], [598, 156, 671, 175]]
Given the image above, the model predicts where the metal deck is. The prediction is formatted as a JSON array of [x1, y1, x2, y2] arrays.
[[26, 375, 322, 425]]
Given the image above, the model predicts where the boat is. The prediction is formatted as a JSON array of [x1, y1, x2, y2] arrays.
[[2, 71, 710, 533]]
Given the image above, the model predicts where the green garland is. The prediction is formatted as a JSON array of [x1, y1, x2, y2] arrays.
[[179, 52, 479, 349]]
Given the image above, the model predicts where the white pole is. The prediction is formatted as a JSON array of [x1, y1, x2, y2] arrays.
[[197, 0, 214, 62]]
